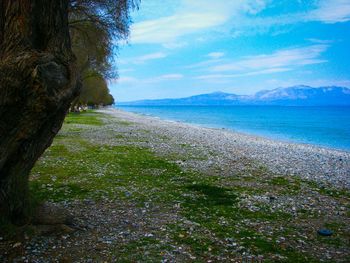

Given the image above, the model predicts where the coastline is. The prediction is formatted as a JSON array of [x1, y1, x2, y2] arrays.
[[100, 107, 350, 189], [3, 109, 349, 262], [117, 106, 350, 153], [116, 105, 350, 153]]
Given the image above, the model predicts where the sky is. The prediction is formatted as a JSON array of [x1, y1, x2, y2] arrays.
[[109, 0, 350, 102]]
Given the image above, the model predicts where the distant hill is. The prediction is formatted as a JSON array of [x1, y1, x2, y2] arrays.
[[118, 86, 350, 106]]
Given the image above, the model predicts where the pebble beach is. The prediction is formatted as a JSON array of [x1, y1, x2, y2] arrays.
[[102, 108, 350, 189], [2, 108, 349, 262]]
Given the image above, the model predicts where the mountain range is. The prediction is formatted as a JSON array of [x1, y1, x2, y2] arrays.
[[118, 86, 350, 106]]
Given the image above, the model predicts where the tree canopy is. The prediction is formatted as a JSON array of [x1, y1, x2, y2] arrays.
[[69, 0, 138, 107]]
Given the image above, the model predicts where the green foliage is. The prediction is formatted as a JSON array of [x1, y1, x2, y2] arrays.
[[78, 72, 115, 106], [68, 0, 139, 106]]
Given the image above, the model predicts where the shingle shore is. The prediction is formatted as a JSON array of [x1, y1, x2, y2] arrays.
[[100, 108, 350, 189]]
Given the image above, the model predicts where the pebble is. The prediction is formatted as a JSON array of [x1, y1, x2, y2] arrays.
[[317, 229, 333, 236]]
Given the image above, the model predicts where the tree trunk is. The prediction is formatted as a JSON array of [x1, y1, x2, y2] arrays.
[[0, 0, 79, 224]]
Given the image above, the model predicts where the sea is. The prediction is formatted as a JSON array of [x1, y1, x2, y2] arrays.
[[116, 105, 350, 151]]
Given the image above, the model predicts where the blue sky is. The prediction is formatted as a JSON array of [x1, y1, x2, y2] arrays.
[[109, 0, 350, 102]]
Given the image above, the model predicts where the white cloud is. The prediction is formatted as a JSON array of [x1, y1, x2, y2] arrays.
[[147, 74, 184, 83], [207, 52, 225, 59], [242, 0, 270, 15], [195, 67, 291, 80], [130, 12, 227, 44], [110, 76, 138, 84], [227, 0, 350, 38], [185, 57, 225, 69], [111, 74, 183, 85], [309, 0, 350, 23], [306, 38, 334, 44], [130, 0, 270, 45], [190, 44, 329, 81], [133, 52, 167, 64], [184, 52, 225, 69], [210, 45, 328, 72], [162, 42, 188, 49], [159, 74, 183, 79], [129, 0, 350, 46], [186, 44, 328, 77], [118, 52, 167, 65]]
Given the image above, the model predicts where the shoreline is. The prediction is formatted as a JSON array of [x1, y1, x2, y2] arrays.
[[100, 107, 350, 189], [115, 106, 350, 153], [117, 106, 350, 153]]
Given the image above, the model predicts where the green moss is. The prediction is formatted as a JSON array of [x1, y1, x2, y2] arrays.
[[113, 119, 133, 126], [64, 111, 104, 126], [186, 183, 238, 206], [270, 177, 290, 186], [267, 176, 302, 194], [319, 187, 350, 198], [303, 180, 350, 198], [113, 237, 169, 262]]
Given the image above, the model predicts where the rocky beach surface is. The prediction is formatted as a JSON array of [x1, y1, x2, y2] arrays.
[[1, 108, 349, 262], [103, 108, 350, 189]]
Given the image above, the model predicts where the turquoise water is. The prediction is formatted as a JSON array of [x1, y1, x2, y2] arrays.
[[116, 105, 350, 151]]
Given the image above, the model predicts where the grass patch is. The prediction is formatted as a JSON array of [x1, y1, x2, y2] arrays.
[[64, 111, 104, 126], [303, 180, 350, 198], [30, 141, 188, 203], [186, 183, 238, 206], [112, 237, 169, 262], [113, 119, 133, 126]]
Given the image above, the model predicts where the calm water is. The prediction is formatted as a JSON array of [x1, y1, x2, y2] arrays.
[[116, 105, 350, 151]]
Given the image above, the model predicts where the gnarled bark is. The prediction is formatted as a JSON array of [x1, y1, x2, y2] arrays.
[[0, 0, 79, 224]]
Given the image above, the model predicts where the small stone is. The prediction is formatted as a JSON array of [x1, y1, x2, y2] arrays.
[[269, 196, 276, 201], [317, 229, 333, 236], [13, 242, 21, 248]]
